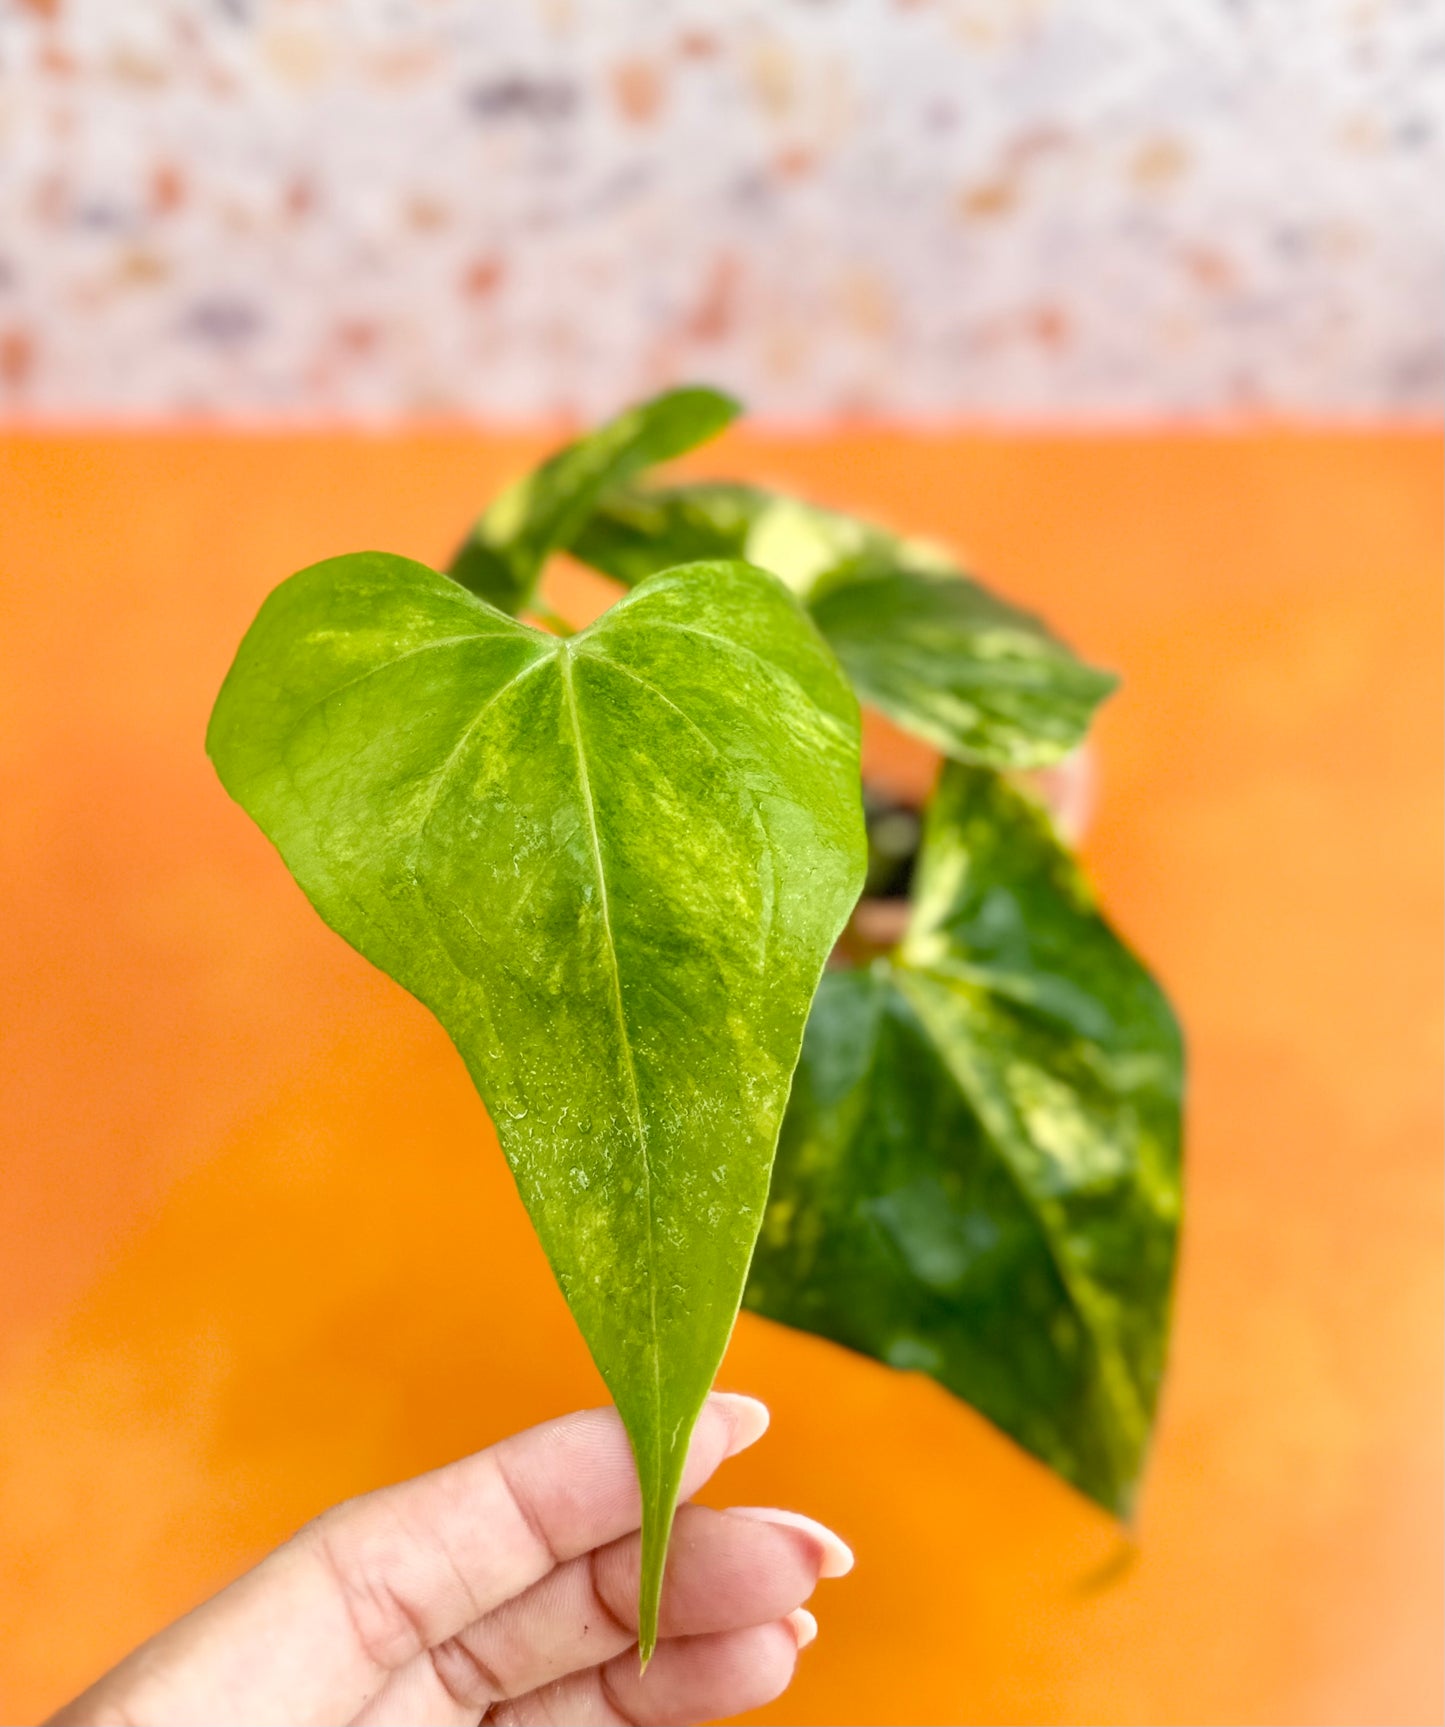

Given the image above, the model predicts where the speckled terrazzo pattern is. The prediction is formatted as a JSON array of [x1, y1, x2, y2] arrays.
[[0, 0, 1441, 419]]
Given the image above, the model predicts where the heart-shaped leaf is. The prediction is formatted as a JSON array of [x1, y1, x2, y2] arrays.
[[745, 764, 1183, 1514], [448, 388, 739, 615], [571, 481, 1117, 769], [207, 553, 864, 1652]]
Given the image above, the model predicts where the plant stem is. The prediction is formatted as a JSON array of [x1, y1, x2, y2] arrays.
[[531, 601, 576, 638]]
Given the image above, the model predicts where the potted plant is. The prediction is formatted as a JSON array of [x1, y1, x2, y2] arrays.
[[208, 387, 1183, 1659]]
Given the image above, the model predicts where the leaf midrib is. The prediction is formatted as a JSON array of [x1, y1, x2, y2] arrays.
[[558, 648, 663, 1459]]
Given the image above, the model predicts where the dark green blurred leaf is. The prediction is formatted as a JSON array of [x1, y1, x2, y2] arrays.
[[573, 481, 1116, 768], [810, 568, 1117, 770], [208, 552, 864, 1654], [448, 388, 739, 614], [745, 763, 1183, 1514], [570, 480, 770, 586]]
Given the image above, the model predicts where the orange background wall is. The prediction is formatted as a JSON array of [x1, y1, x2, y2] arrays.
[[1, 429, 1441, 1725]]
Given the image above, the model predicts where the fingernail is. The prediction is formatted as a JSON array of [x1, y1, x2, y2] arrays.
[[787, 1608, 818, 1650], [709, 1392, 771, 1456], [729, 1507, 855, 1578]]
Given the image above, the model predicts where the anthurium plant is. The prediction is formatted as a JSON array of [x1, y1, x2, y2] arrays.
[[208, 387, 1183, 1658]]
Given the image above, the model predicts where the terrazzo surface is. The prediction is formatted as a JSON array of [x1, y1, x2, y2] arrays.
[[1, 0, 1442, 419]]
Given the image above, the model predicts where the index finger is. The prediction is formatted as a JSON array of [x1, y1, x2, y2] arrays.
[[49, 1392, 768, 1727]]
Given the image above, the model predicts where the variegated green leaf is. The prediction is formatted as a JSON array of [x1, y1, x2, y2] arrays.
[[746, 764, 1183, 1513], [449, 388, 739, 615], [208, 552, 864, 1653]]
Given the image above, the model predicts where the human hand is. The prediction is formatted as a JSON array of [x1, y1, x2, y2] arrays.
[[48, 1394, 850, 1726]]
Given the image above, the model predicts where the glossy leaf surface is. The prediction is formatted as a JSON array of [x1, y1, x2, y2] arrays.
[[572, 481, 1117, 768], [746, 765, 1183, 1513], [208, 552, 864, 1651], [448, 388, 739, 615]]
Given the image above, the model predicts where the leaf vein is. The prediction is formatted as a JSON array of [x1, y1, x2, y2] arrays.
[[612, 617, 851, 746], [408, 648, 556, 885], [282, 632, 499, 737], [576, 647, 777, 963], [891, 965, 1147, 1476]]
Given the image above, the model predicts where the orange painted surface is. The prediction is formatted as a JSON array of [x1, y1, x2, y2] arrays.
[[1, 429, 1440, 1725]]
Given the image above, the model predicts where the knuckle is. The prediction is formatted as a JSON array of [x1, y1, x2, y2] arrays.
[[430, 1634, 505, 1712], [302, 1507, 431, 1671], [597, 1663, 642, 1727], [586, 1544, 640, 1645]]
